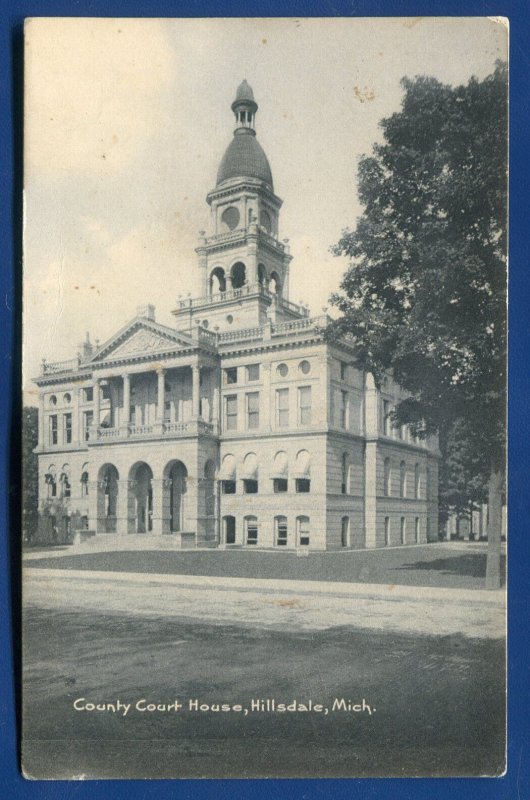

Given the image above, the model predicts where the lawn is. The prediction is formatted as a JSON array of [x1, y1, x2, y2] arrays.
[[28, 543, 505, 590], [22, 606, 506, 779]]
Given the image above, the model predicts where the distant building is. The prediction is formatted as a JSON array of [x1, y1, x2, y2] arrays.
[[33, 81, 439, 549]]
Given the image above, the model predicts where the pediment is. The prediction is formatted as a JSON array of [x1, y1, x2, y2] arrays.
[[90, 321, 193, 364]]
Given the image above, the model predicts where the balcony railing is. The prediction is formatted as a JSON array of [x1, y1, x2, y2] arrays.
[[40, 356, 88, 375], [89, 419, 215, 443]]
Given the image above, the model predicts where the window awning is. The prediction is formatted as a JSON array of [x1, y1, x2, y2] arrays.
[[218, 454, 236, 480], [270, 451, 288, 478], [241, 452, 258, 479]]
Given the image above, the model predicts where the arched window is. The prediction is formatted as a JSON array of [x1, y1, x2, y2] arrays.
[[268, 271, 281, 295], [45, 466, 57, 499], [257, 263, 267, 285], [231, 262, 246, 289], [414, 463, 420, 499], [400, 461, 406, 498], [341, 453, 349, 494], [341, 516, 350, 548], [219, 454, 236, 495], [80, 470, 89, 497], [245, 515, 258, 546], [209, 267, 226, 294], [223, 515, 236, 545], [297, 516, 310, 546], [384, 458, 391, 497], [275, 516, 288, 546]]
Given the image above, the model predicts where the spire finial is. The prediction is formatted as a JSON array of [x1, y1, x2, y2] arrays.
[[231, 80, 258, 132]]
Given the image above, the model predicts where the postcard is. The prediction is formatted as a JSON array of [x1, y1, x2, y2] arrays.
[[22, 17, 507, 779]]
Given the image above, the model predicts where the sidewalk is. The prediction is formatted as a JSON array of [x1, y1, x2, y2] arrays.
[[24, 566, 505, 640]]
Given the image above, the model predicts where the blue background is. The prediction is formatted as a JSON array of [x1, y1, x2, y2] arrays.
[[2, 1, 528, 798]]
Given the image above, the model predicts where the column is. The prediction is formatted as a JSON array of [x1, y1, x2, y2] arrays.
[[156, 368, 165, 423], [150, 479, 165, 535], [192, 365, 201, 418], [212, 373, 221, 433], [122, 373, 130, 427], [87, 480, 99, 533], [261, 363, 271, 430], [117, 480, 132, 535], [93, 377, 101, 428], [364, 441, 378, 548], [38, 394, 45, 449]]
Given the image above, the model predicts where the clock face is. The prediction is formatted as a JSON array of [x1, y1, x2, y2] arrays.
[[221, 206, 240, 231]]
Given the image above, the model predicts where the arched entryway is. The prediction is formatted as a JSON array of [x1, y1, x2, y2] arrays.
[[163, 460, 188, 533], [231, 261, 246, 289], [97, 464, 119, 533], [128, 462, 153, 533]]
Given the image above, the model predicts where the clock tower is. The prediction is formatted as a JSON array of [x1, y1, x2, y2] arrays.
[[172, 80, 308, 332]]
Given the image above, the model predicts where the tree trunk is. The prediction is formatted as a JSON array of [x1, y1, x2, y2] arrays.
[[485, 468, 503, 590]]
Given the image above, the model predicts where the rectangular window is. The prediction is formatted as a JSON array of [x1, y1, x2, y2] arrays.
[[247, 392, 259, 430], [63, 413, 72, 444], [224, 367, 237, 385], [243, 479, 258, 494], [225, 394, 238, 431], [383, 400, 391, 435], [130, 405, 136, 425], [276, 518, 288, 546], [400, 517, 406, 545], [83, 387, 93, 403], [298, 386, 311, 425], [298, 517, 310, 546], [164, 400, 171, 421], [295, 478, 310, 493], [246, 363, 260, 381], [384, 517, 390, 546], [246, 519, 258, 545], [221, 480, 236, 495], [340, 361, 348, 381], [415, 517, 420, 543], [273, 478, 288, 493], [276, 388, 289, 427], [339, 390, 348, 428], [101, 384, 111, 401], [49, 415, 58, 445], [83, 411, 93, 441]]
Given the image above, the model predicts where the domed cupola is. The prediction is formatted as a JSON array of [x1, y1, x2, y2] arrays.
[[216, 80, 273, 188]]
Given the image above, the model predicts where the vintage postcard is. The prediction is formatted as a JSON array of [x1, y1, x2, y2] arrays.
[[22, 17, 508, 779]]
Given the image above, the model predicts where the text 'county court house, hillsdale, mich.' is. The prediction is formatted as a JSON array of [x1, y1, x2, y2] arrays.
[[33, 81, 439, 551]]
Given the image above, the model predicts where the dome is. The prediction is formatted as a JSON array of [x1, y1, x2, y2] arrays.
[[216, 130, 273, 188]]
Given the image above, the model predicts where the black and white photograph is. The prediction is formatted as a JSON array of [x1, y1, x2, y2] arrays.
[[22, 17, 507, 779]]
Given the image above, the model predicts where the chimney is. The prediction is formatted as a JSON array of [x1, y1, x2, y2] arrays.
[[136, 304, 156, 321]]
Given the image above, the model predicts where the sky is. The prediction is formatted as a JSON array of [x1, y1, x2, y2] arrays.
[[23, 16, 508, 404]]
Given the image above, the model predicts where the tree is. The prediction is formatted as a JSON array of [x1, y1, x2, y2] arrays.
[[327, 63, 507, 588], [22, 406, 39, 543]]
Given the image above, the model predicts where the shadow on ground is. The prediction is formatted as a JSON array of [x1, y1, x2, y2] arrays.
[[396, 554, 506, 586]]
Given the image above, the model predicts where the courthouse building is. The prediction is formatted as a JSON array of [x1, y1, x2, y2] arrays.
[[33, 81, 439, 550]]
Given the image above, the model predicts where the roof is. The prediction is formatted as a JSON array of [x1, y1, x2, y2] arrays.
[[235, 79, 255, 103], [216, 129, 273, 188]]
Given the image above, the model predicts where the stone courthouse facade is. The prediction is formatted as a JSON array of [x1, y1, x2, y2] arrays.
[[33, 81, 439, 550]]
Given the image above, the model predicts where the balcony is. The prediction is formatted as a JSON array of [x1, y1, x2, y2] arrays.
[[88, 418, 216, 444]]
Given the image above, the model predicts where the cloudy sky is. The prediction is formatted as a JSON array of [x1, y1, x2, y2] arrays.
[[23, 16, 507, 403]]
